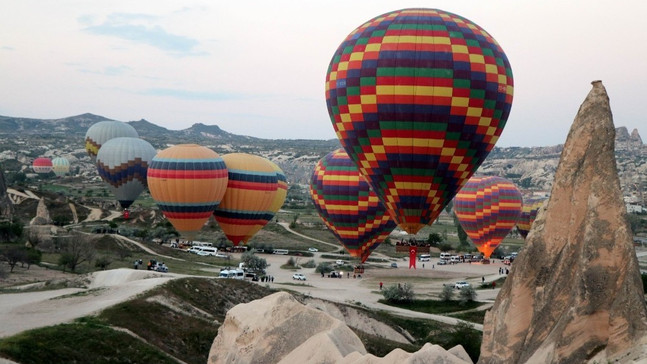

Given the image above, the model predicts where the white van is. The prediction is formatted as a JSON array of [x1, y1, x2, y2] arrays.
[[273, 249, 289, 255], [450, 256, 461, 264], [440, 252, 452, 260], [218, 269, 245, 279], [418, 254, 431, 262], [199, 246, 218, 256]]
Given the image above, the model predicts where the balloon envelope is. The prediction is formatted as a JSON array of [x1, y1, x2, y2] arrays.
[[51, 157, 70, 177], [325, 8, 514, 234], [96, 137, 157, 209], [213, 153, 278, 246], [32, 157, 52, 174], [309, 149, 396, 263], [242, 160, 288, 243], [517, 197, 547, 239], [148, 144, 228, 240], [85, 121, 139, 160], [454, 176, 522, 258]]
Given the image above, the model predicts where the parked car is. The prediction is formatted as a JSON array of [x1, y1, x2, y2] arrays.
[[454, 281, 470, 289], [335, 260, 346, 266], [437, 259, 448, 265], [390, 262, 398, 268], [329, 271, 342, 278], [292, 273, 306, 281], [308, 247, 318, 252]]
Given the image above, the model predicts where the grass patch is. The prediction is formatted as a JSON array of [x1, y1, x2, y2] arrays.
[[378, 298, 483, 314], [0, 317, 176, 364], [448, 309, 488, 324]]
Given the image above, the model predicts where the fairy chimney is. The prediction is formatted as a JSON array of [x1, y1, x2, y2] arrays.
[[480, 81, 647, 363]]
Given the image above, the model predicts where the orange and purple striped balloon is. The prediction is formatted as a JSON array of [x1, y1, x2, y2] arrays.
[[517, 197, 546, 239], [213, 153, 278, 246], [148, 144, 228, 240], [454, 176, 522, 258], [309, 149, 396, 263]]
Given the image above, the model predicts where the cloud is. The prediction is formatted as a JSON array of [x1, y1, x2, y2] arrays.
[[2, 46, 15, 51], [141, 88, 242, 101], [81, 12, 200, 55]]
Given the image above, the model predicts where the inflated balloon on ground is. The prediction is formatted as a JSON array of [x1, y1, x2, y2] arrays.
[[51, 157, 70, 177], [325, 8, 514, 235], [454, 176, 522, 259]]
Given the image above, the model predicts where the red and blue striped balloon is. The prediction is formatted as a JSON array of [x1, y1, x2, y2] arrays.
[[454, 176, 522, 258], [309, 149, 396, 263]]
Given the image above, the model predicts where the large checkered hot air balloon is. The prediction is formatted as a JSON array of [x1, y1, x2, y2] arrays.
[[148, 144, 228, 240], [517, 197, 547, 239], [96, 137, 156, 210], [213, 153, 278, 246], [325, 8, 514, 235], [454, 176, 522, 259], [309, 149, 396, 263]]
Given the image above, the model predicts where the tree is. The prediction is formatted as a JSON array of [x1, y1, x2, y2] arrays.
[[1, 246, 25, 272], [439, 284, 454, 301], [382, 283, 415, 303], [453, 212, 469, 247], [23, 248, 41, 269], [27, 230, 43, 249], [438, 243, 453, 252], [315, 262, 334, 274], [427, 232, 443, 245], [95, 256, 112, 270], [58, 236, 96, 272], [458, 285, 478, 305], [240, 251, 267, 272]]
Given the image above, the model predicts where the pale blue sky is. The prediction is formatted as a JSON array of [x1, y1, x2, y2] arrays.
[[1, 1, 645, 147]]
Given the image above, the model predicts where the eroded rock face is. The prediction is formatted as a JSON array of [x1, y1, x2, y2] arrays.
[[0, 169, 13, 219], [30, 198, 51, 225], [208, 292, 473, 364], [480, 81, 647, 363]]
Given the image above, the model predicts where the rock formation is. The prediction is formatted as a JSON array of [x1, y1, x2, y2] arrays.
[[208, 292, 472, 364], [631, 128, 643, 145], [0, 168, 13, 219], [480, 81, 647, 363], [29, 198, 51, 225]]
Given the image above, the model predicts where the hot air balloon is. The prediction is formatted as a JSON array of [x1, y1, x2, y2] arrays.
[[85, 120, 139, 160], [51, 157, 70, 177], [213, 153, 278, 246], [454, 176, 522, 259], [309, 149, 396, 263], [325, 8, 514, 235], [96, 137, 157, 210], [517, 197, 547, 239], [242, 160, 288, 243], [32, 157, 52, 174], [148, 144, 228, 240]]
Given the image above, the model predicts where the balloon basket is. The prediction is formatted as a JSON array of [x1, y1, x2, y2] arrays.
[[481, 258, 491, 264]]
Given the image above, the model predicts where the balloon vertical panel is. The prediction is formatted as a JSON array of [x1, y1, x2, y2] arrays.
[[242, 161, 288, 243], [325, 8, 514, 235]]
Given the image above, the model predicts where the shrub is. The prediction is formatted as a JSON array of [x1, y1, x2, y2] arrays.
[[315, 262, 333, 274], [439, 285, 454, 301], [458, 286, 478, 305], [301, 259, 316, 268], [382, 283, 414, 303]]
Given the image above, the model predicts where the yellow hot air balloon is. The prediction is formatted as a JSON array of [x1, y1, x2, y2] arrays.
[[213, 153, 278, 246], [147, 144, 228, 240], [242, 160, 288, 243]]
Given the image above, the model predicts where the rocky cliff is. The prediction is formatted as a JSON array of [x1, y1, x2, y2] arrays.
[[0, 169, 13, 219], [479, 81, 647, 363]]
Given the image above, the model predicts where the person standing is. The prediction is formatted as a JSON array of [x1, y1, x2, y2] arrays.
[[379, 282, 383, 290]]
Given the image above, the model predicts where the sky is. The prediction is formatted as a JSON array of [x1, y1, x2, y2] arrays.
[[1, 0, 645, 147]]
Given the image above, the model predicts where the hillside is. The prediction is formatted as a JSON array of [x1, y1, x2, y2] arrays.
[[0, 113, 644, 198]]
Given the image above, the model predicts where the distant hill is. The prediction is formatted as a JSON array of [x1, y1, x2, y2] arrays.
[[0, 113, 644, 200]]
